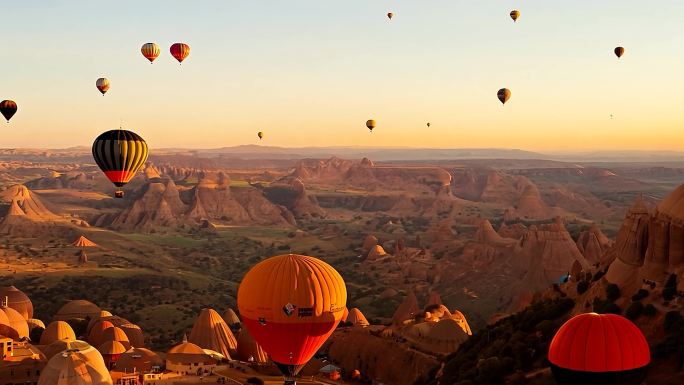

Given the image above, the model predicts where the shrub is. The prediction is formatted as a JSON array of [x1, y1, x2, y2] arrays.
[[644, 304, 657, 317], [665, 273, 677, 289], [592, 270, 605, 282], [663, 287, 677, 301], [606, 284, 621, 302], [631, 289, 649, 302], [594, 298, 622, 315], [577, 281, 589, 295], [664, 311, 682, 332], [625, 302, 644, 320]]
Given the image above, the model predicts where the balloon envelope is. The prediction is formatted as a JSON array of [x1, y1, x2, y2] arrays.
[[257, 131, 264, 140], [387, 12, 393, 20], [96, 78, 110, 95], [366, 119, 376, 131], [92, 129, 149, 197], [497, 88, 511, 105], [510, 10, 520, 22], [141, 43, 160, 63], [548, 313, 650, 385], [614, 46, 625, 58], [0, 100, 17, 122], [238, 254, 347, 378], [170, 43, 190, 64]]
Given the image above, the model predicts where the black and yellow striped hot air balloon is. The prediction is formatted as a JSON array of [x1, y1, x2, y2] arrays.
[[92, 129, 149, 198]]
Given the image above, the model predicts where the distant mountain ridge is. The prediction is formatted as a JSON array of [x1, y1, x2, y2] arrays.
[[6, 145, 684, 163]]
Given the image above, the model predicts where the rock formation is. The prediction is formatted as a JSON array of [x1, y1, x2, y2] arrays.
[[606, 186, 684, 292], [188, 308, 237, 359], [475, 219, 516, 246], [0, 184, 65, 235], [110, 171, 294, 231], [513, 217, 591, 291], [263, 177, 324, 218], [498, 222, 527, 239], [604, 196, 651, 290], [345, 308, 370, 327], [392, 291, 420, 325], [576, 224, 613, 264], [111, 178, 186, 231], [326, 328, 439, 385]]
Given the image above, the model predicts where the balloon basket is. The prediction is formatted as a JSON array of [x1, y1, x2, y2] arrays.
[[115, 191, 124, 198]]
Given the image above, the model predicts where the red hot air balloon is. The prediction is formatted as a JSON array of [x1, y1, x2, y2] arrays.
[[170, 43, 190, 64], [548, 313, 650, 385], [0, 100, 18, 123]]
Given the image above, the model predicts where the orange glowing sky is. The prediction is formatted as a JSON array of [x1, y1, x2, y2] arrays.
[[2, 1, 683, 151]]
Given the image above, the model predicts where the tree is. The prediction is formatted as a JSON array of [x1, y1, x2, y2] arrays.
[[606, 284, 621, 302], [625, 302, 644, 320], [663, 273, 678, 301], [577, 281, 589, 295]]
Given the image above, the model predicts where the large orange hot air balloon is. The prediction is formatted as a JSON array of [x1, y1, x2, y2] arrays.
[[497, 88, 511, 105], [238, 254, 347, 384], [141, 43, 160, 63], [548, 313, 650, 385], [170, 43, 190, 64], [92, 129, 149, 198], [0, 100, 17, 123], [96, 78, 110, 96]]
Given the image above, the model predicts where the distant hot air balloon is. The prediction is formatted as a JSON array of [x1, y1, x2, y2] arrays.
[[549, 313, 650, 385], [427, 122, 431, 128], [497, 88, 511, 105], [257, 131, 264, 140], [92, 129, 149, 198], [0, 100, 17, 123], [510, 10, 520, 22], [614, 46, 625, 59], [238, 254, 347, 385], [387, 12, 394, 20], [96, 78, 110, 96], [366, 119, 376, 132], [141, 43, 160, 63], [170, 43, 190, 64]]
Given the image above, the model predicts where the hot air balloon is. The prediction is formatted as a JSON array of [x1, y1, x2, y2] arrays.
[[548, 313, 650, 385], [427, 122, 431, 128], [92, 129, 149, 198], [366, 119, 376, 132], [96, 78, 110, 96], [238, 254, 347, 385], [387, 12, 394, 20], [510, 10, 520, 22], [257, 131, 264, 140], [497, 88, 511, 105], [141, 43, 160, 63], [614, 46, 625, 59], [0, 100, 17, 123], [170, 43, 190, 64]]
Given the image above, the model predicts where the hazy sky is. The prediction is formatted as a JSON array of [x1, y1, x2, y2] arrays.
[[2, 1, 683, 150]]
